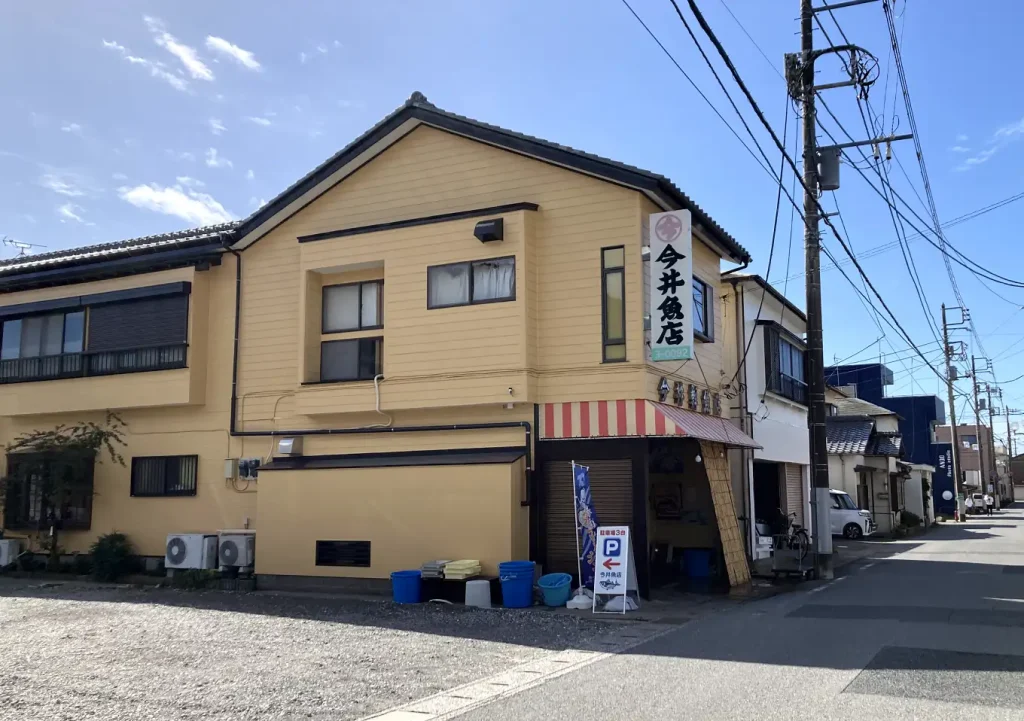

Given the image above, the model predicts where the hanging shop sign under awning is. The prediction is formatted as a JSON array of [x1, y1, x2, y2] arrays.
[[540, 399, 761, 449], [649, 209, 693, 361]]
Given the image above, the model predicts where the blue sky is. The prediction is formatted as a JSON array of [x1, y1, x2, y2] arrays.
[[2, 1, 1023, 427]]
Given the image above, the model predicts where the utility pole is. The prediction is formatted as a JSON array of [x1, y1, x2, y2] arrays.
[[987, 384, 999, 507], [799, 0, 832, 580], [942, 304, 965, 521], [971, 356, 987, 500], [1007, 403, 1016, 503]]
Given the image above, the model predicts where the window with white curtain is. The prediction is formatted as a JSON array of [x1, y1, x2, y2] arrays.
[[427, 256, 515, 308], [322, 281, 382, 333]]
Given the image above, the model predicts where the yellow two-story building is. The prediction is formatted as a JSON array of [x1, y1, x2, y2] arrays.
[[0, 93, 757, 594]]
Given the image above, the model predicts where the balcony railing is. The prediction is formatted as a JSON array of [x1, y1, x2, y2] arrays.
[[0, 343, 187, 385], [767, 372, 808, 405]]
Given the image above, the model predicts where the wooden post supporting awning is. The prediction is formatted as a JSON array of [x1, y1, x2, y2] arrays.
[[540, 400, 761, 449]]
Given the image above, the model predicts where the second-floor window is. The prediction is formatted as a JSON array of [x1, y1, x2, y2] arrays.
[[602, 246, 626, 362], [0, 288, 189, 384], [427, 256, 515, 309], [1, 310, 84, 361], [764, 324, 807, 405], [321, 337, 382, 382], [322, 281, 382, 333], [693, 277, 713, 341]]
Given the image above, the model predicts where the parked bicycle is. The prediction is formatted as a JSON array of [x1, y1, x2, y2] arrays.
[[774, 511, 810, 560]]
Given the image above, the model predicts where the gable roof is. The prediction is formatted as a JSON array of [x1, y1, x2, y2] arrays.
[[233, 92, 751, 263], [0, 223, 236, 292]]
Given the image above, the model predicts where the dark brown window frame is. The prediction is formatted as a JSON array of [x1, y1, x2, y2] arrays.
[[321, 280, 383, 334], [692, 276, 714, 343], [320, 336, 383, 383], [130, 455, 199, 497], [601, 245, 626, 363], [426, 255, 516, 309]]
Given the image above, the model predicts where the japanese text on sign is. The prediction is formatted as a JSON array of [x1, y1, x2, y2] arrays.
[[649, 210, 693, 361]]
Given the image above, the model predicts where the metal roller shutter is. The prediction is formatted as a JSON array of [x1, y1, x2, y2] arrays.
[[87, 295, 189, 352], [785, 464, 804, 528], [542, 458, 633, 576]]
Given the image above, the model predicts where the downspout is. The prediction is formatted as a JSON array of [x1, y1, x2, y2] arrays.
[[224, 245, 533, 474]]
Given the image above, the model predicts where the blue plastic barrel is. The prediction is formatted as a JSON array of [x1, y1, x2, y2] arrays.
[[537, 573, 572, 607], [390, 570, 422, 604], [683, 549, 711, 578], [498, 561, 535, 608]]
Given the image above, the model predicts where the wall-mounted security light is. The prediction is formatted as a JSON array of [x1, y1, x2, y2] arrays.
[[474, 218, 504, 242]]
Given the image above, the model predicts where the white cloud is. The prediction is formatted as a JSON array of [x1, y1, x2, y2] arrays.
[[245, 116, 272, 127], [956, 115, 1024, 171], [39, 172, 86, 197], [995, 117, 1024, 140], [245, 169, 255, 180], [176, 175, 205, 188], [57, 203, 94, 226], [248, 196, 267, 208], [23, 214, 37, 224], [956, 133, 969, 142], [316, 44, 328, 54], [209, 117, 226, 135], [299, 51, 308, 64], [166, 149, 196, 162], [205, 36, 261, 71], [118, 182, 234, 225], [949, 146, 970, 153], [333, 40, 341, 48], [144, 16, 214, 81], [102, 37, 188, 92], [61, 122, 83, 135], [205, 147, 233, 169], [112, 172, 129, 181]]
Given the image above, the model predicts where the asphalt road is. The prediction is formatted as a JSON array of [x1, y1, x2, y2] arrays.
[[456, 508, 1024, 720]]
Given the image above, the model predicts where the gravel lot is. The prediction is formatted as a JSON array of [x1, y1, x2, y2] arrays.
[[0, 579, 612, 721]]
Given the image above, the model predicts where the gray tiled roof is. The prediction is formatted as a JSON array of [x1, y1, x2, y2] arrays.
[[866, 432, 903, 457], [0, 222, 237, 277], [826, 418, 873, 455], [832, 396, 898, 418]]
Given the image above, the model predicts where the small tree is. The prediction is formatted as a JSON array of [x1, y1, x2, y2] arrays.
[[0, 414, 126, 570]]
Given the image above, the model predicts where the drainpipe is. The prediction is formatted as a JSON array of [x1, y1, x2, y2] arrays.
[[721, 259, 751, 276], [224, 245, 533, 473]]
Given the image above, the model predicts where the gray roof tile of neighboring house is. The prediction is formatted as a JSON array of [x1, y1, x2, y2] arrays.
[[826, 418, 873, 455], [832, 396, 899, 418], [0, 222, 237, 278], [866, 432, 903, 457], [239, 92, 752, 263]]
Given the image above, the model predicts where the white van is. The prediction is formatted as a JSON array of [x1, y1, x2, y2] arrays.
[[830, 489, 876, 539]]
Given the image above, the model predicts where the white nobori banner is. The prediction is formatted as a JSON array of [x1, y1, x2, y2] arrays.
[[649, 209, 693, 361]]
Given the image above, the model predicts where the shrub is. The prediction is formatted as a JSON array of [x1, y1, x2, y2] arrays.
[[901, 510, 923, 528], [90, 532, 135, 581]]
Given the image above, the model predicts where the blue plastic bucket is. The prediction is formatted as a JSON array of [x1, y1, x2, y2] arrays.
[[498, 561, 535, 608], [683, 549, 711, 578], [537, 573, 572, 607], [390, 570, 422, 604]]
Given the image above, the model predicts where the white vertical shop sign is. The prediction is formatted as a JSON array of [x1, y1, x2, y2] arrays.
[[649, 210, 693, 361]]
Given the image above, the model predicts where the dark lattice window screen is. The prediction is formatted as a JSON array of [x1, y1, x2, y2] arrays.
[[131, 455, 198, 497], [315, 540, 371, 567], [88, 295, 188, 352]]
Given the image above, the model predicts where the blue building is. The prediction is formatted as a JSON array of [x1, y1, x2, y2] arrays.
[[825, 363, 954, 516]]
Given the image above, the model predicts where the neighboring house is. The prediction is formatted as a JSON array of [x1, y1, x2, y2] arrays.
[[1011, 452, 1024, 500], [0, 92, 760, 594], [722, 274, 809, 559], [934, 423, 993, 496], [825, 393, 905, 535], [825, 363, 953, 517], [904, 463, 936, 525]]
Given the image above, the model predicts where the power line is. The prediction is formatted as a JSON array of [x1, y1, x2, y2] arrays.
[[680, 0, 946, 383]]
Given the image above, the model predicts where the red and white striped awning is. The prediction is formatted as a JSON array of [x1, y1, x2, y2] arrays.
[[540, 399, 761, 449]]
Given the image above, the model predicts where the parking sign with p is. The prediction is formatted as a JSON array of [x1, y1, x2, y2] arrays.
[[603, 537, 621, 557]]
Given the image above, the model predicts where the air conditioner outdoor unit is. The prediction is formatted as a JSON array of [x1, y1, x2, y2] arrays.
[[165, 533, 218, 570], [218, 531, 255, 569], [0, 539, 22, 567]]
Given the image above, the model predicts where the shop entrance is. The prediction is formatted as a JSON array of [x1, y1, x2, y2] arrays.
[[647, 438, 724, 591], [752, 460, 782, 529]]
